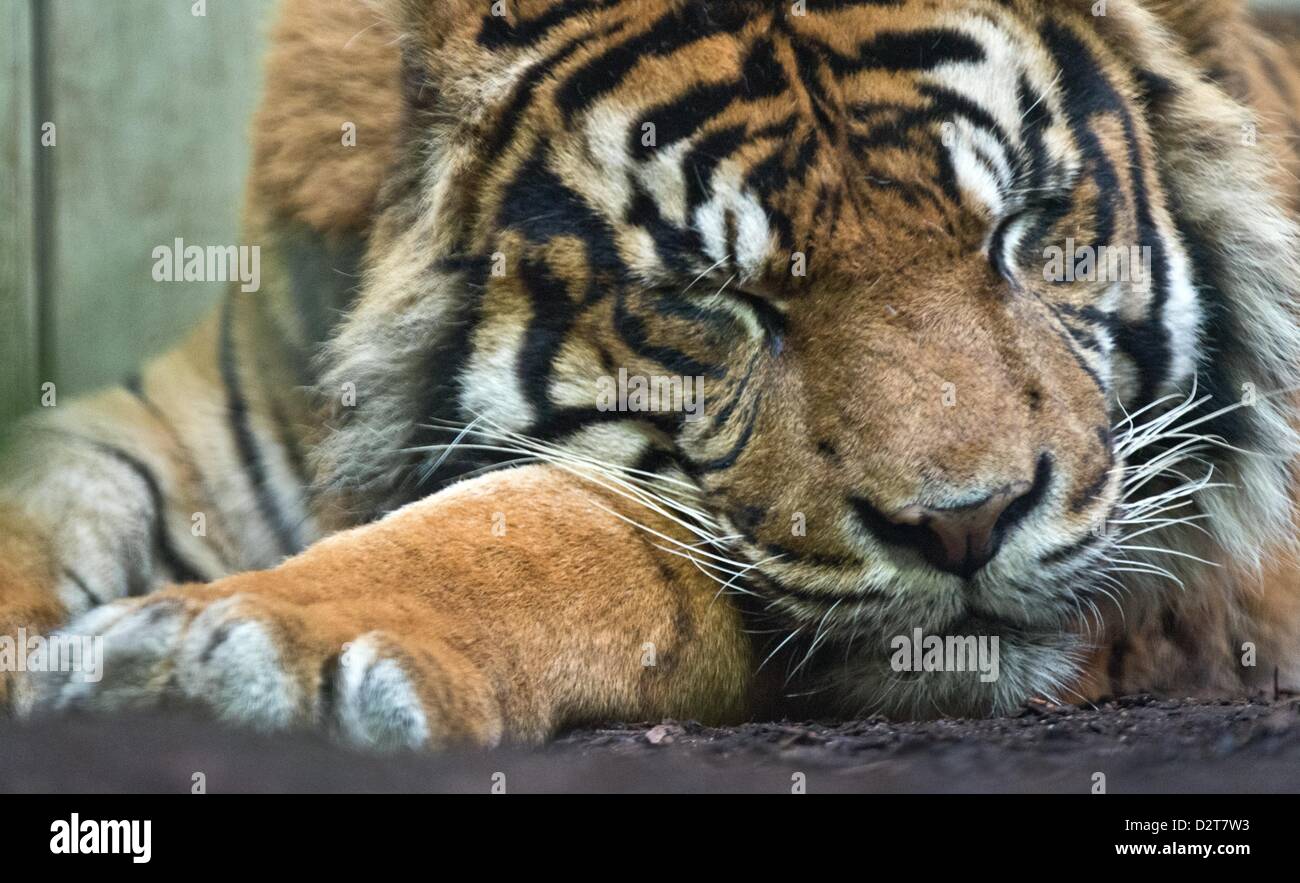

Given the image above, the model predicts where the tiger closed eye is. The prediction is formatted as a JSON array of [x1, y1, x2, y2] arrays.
[[708, 285, 790, 346], [986, 187, 1078, 279], [986, 210, 1031, 280], [654, 280, 788, 352]]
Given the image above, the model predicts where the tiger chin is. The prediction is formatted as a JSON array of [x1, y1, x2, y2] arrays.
[[3, 0, 1300, 749]]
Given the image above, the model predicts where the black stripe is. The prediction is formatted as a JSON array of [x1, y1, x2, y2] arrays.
[[732, 290, 788, 349], [632, 80, 744, 161], [218, 295, 300, 557], [393, 257, 494, 506], [790, 40, 838, 134], [57, 433, 208, 586], [688, 390, 763, 473], [707, 351, 760, 428], [645, 288, 745, 335], [62, 567, 104, 607], [1016, 74, 1055, 196], [986, 212, 1022, 281], [1057, 324, 1109, 396], [478, 0, 617, 49], [555, 5, 747, 120], [498, 147, 626, 273], [121, 371, 238, 573], [824, 28, 986, 76], [994, 452, 1054, 544], [744, 136, 799, 197], [1060, 320, 1102, 354], [1170, 211, 1251, 448], [516, 256, 583, 434], [483, 30, 594, 159], [1041, 20, 1173, 406], [626, 176, 703, 273], [681, 123, 747, 212], [1068, 427, 1115, 513], [631, 36, 792, 165], [917, 83, 1014, 154], [630, 445, 682, 481], [612, 288, 723, 380], [1039, 533, 1102, 567]]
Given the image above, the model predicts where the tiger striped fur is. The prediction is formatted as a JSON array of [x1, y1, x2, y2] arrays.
[[2, 0, 1299, 748]]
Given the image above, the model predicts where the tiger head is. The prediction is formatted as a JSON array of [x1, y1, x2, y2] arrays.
[[283, 0, 1300, 716]]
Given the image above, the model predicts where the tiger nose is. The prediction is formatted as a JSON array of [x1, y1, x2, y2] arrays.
[[853, 455, 1053, 578], [887, 487, 1030, 578]]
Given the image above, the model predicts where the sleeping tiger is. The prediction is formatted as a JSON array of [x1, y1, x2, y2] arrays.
[[1, 0, 1299, 750]]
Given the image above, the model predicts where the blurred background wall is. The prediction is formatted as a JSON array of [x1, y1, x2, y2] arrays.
[[1, 0, 1298, 429], [2, 0, 276, 428]]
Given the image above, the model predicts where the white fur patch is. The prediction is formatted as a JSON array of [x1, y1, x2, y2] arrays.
[[459, 319, 536, 429], [1153, 225, 1202, 391], [173, 596, 302, 730], [334, 633, 430, 751], [692, 159, 774, 277], [927, 15, 1026, 216], [635, 139, 694, 229]]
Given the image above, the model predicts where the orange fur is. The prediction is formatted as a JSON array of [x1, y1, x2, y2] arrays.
[[90, 466, 751, 744], [3, 0, 1300, 740], [248, 0, 402, 236]]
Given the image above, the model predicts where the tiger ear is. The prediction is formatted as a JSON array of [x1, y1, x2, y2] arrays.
[[248, 0, 406, 237], [1087, 2, 1300, 566], [1141, 0, 1247, 52], [247, 0, 492, 237]]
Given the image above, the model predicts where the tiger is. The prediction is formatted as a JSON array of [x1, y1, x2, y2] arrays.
[[1, 0, 1299, 751]]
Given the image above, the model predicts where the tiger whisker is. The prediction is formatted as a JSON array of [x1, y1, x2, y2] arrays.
[[1103, 561, 1185, 590], [417, 419, 702, 493], [653, 543, 771, 602], [1114, 544, 1220, 567], [403, 440, 723, 536], [788, 599, 843, 683], [756, 626, 805, 674], [402, 413, 767, 585], [682, 255, 732, 295], [1115, 515, 1213, 543]]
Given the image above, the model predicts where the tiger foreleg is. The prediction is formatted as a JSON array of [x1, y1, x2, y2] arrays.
[[28, 465, 753, 749], [0, 507, 67, 714]]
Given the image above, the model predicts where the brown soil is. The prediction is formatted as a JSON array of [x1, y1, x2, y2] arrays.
[[2, 695, 1298, 793]]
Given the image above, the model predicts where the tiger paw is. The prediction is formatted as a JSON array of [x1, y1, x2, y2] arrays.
[[27, 590, 503, 751]]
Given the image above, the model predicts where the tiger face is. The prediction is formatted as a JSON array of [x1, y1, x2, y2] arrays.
[[321, 0, 1300, 715]]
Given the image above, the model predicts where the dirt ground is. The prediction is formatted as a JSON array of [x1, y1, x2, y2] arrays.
[[2, 694, 1297, 793]]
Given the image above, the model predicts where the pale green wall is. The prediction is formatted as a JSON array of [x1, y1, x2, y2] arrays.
[[1, 0, 277, 428], [1, 1, 38, 429]]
